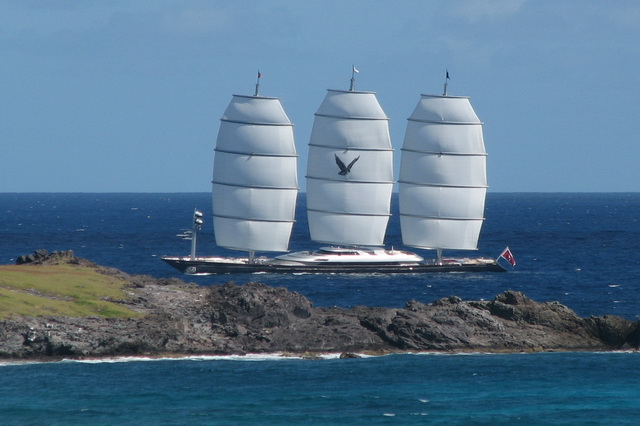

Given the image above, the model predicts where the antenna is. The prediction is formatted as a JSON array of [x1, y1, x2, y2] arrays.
[[189, 208, 204, 260]]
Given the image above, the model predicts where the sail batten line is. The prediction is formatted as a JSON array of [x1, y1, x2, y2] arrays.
[[398, 180, 488, 189], [407, 118, 483, 125], [212, 181, 299, 190], [410, 244, 479, 251], [308, 208, 391, 218], [308, 143, 393, 152], [220, 118, 293, 127], [419, 94, 470, 99], [400, 148, 486, 156], [326, 89, 377, 95], [232, 94, 281, 100], [400, 213, 485, 221], [314, 113, 389, 121], [214, 148, 298, 158], [306, 176, 395, 185]]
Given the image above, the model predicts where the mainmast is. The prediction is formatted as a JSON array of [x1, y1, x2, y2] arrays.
[[306, 81, 394, 247]]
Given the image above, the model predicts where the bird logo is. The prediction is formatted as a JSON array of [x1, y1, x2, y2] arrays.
[[335, 154, 360, 176]]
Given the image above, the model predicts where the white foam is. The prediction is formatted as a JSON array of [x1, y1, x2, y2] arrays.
[[56, 352, 382, 364], [0, 360, 45, 367], [5, 349, 636, 367]]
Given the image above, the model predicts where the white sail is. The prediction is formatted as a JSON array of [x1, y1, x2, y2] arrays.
[[399, 94, 487, 250], [306, 89, 394, 246], [212, 94, 298, 253]]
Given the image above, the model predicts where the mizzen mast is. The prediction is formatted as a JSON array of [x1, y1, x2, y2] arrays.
[[443, 70, 450, 96]]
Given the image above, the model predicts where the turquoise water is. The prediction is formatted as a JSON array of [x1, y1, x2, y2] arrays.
[[1, 352, 639, 424], [1, 193, 639, 423]]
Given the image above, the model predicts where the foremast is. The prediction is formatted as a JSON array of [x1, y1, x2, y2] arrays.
[[211, 74, 298, 263]]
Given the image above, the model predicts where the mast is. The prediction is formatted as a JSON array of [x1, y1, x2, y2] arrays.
[[306, 70, 393, 247], [350, 65, 359, 91], [254, 70, 261, 96], [443, 70, 450, 96], [398, 93, 487, 257], [211, 84, 298, 259], [189, 208, 203, 260]]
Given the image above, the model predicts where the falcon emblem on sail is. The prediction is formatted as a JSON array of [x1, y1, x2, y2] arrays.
[[335, 154, 360, 176]]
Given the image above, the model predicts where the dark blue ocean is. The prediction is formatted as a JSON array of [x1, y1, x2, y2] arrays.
[[1, 193, 639, 424]]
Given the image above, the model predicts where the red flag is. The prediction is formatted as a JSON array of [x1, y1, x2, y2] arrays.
[[500, 247, 516, 267], [257, 71, 262, 79]]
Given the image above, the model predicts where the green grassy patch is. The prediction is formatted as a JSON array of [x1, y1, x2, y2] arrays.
[[0, 264, 143, 319]]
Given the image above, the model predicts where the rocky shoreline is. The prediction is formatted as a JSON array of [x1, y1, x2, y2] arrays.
[[1, 251, 639, 360]]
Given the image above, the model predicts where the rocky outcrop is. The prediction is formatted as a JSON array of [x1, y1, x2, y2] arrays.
[[1, 252, 638, 360], [16, 249, 89, 266]]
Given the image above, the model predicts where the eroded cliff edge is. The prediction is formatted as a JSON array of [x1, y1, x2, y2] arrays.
[[1, 251, 638, 360]]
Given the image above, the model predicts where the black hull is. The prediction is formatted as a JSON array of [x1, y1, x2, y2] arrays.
[[161, 257, 506, 275]]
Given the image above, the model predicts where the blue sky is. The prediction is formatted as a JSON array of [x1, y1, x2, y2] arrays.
[[1, 0, 639, 192]]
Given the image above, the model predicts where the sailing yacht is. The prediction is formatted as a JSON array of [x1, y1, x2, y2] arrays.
[[161, 71, 505, 274]]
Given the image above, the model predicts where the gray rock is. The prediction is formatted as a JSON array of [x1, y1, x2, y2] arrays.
[[1, 253, 638, 360]]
